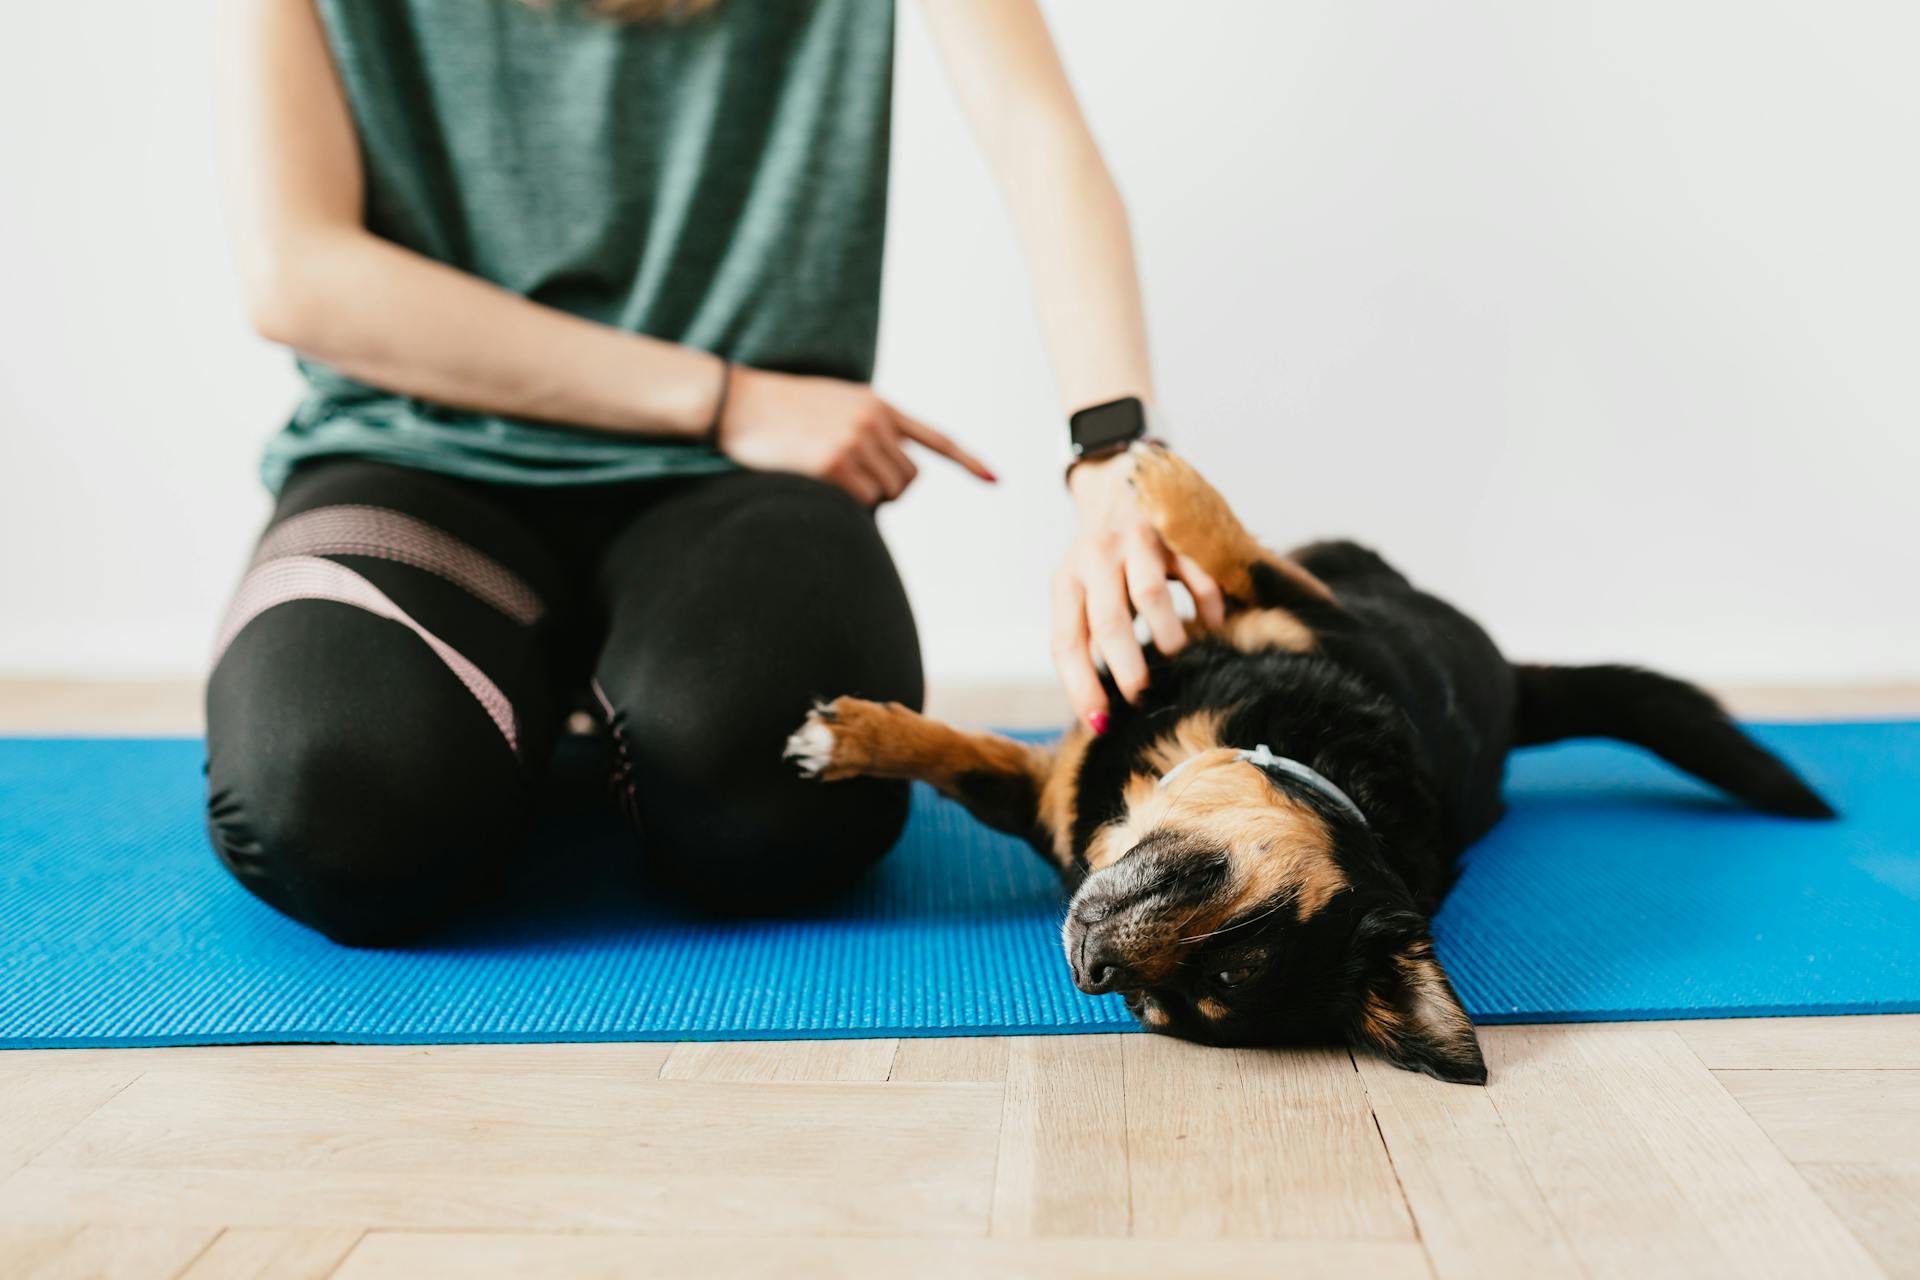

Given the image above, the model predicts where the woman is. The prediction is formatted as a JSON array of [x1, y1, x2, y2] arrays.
[[210, 0, 1223, 945]]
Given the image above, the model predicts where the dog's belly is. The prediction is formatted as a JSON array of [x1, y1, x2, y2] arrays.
[[1309, 548, 1517, 846]]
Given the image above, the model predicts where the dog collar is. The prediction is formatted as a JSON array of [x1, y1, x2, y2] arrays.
[[1157, 744, 1369, 828]]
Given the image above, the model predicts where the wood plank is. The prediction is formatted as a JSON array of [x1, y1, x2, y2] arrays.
[[990, 1035, 1129, 1237], [1481, 1026, 1881, 1278], [0, 679, 203, 735], [1479, 1028, 1722, 1275], [1800, 1162, 1920, 1280], [0, 1164, 999, 1237], [1714, 684, 1920, 720], [0, 1043, 675, 1076], [178, 1228, 363, 1279], [6, 678, 1915, 738], [922, 684, 1071, 732], [29, 1067, 994, 1175], [1674, 1015, 1920, 1070], [1122, 1036, 1413, 1240], [8, 1068, 999, 1235], [1357, 1049, 1580, 1277], [0, 1067, 142, 1176], [1717, 1069, 1920, 1162], [889, 1036, 1009, 1083], [659, 1039, 898, 1082], [331, 1232, 1431, 1280], [0, 1229, 79, 1278], [0, 1224, 217, 1279]]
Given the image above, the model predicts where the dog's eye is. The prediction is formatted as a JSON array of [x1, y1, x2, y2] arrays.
[[1214, 966, 1254, 987]]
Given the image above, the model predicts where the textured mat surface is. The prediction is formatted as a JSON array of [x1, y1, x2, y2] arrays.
[[2, 723, 1917, 1048]]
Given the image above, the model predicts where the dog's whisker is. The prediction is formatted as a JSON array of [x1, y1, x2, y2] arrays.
[[1176, 896, 1292, 945]]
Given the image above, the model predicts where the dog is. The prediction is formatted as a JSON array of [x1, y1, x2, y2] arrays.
[[782, 443, 1834, 1084]]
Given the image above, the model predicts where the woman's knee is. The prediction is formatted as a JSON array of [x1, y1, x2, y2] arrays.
[[205, 710, 528, 948], [204, 590, 540, 944], [593, 468, 929, 912]]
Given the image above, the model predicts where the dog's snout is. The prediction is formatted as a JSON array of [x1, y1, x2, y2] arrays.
[[1065, 839, 1224, 996], [1071, 928, 1143, 995]]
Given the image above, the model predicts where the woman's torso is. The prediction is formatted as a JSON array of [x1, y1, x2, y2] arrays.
[[265, 0, 896, 492]]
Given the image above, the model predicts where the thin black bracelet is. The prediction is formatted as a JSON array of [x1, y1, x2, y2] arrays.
[[703, 357, 733, 452]]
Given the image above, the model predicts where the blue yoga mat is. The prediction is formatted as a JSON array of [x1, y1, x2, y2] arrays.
[[2, 723, 1917, 1048]]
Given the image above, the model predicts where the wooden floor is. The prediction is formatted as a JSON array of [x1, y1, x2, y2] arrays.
[[2, 681, 1917, 1279]]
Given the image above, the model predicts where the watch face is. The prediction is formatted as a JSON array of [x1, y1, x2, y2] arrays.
[[1071, 398, 1148, 455]]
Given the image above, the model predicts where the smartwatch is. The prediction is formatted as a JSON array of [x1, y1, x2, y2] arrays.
[[1068, 396, 1155, 471]]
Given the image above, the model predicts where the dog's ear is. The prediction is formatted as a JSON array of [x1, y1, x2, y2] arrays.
[[1348, 908, 1486, 1085]]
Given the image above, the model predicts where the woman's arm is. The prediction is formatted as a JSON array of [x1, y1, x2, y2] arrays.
[[218, 0, 989, 504], [921, 0, 1223, 730]]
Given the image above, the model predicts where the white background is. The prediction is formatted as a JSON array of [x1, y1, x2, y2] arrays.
[[2, 2, 1915, 690]]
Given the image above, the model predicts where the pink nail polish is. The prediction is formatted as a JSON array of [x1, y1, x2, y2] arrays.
[[1089, 712, 1110, 735]]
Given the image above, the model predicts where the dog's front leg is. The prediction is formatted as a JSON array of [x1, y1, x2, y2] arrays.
[[1127, 442, 1346, 654], [1127, 443, 1339, 614], [785, 698, 1078, 873]]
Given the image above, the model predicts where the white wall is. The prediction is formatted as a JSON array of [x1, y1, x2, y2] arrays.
[[2, 1, 1916, 690]]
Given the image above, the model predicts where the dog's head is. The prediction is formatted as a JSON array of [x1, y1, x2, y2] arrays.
[[1064, 745, 1485, 1084]]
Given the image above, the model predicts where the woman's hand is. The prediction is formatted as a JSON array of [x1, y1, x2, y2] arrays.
[[718, 365, 995, 506], [1052, 453, 1226, 733]]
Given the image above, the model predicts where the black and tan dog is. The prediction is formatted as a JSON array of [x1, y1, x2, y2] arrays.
[[783, 444, 1834, 1084]]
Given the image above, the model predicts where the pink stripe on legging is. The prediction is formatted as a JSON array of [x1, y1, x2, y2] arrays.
[[252, 505, 545, 625], [213, 555, 520, 755]]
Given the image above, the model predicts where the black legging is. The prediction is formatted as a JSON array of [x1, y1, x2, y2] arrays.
[[204, 458, 923, 946]]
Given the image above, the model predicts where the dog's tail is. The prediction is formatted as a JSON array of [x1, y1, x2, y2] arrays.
[[1511, 663, 1836, 818]]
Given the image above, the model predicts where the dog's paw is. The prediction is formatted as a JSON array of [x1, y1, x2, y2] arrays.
[[783, 697, 888, 781], [783, 702, 841, 778], [1126, 441, 1238, 556]]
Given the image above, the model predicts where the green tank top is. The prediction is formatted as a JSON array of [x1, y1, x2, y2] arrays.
[[262, 0, 895, 492]]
